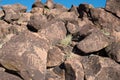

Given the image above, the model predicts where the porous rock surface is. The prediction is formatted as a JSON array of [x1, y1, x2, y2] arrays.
[[0, 0, 120, 80]]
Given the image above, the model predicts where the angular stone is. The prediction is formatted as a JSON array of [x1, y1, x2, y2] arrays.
[[69, 5, 79, 16], [38, 21, 67, 45], [66, 21, 80, 34], [47, 46, 65, 67], [105, 0, 120, 17], [1, 4, 27, 23], [45, 0, 54, 9], [0, 72, 22, 80], [105, 42, 120, 62], [28, 13, 47, 30], [81, 55, 120, 80], [65, 54, 84, 80], [77, 31, 110, 53], [32, 0, 44, 8], [16, 13, 31, 26], [0, 31, 50, 80]]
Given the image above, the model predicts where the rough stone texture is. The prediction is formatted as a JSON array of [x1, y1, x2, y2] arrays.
[[38, 21, 67, 45], [46, 67, 65, 80], [105, 0, 120, 18], [0, 71, 22, 80], [77, 31, 110, 53], [0, 31, 50, 80], [47, 46, 65, 67], [1, 4, 27, 23], [105, 42, 120, 62], [28, 13, 47, 30], [0, 1, 120, 80], [65, 54, 84, 80], [81, 55, 120, 80], [66, 21, 80, 34]]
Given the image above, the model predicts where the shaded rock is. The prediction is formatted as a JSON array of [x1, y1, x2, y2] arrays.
[[105, 0, 120, 18], [0, 31, 50, 80], [0, 71, 22, 80], [32, 0, 44, 8], [81, 55, 120, 80], [1, 4, 27, 23], [28, 13, 47, 31], [77, 31, 110, 53], [78, 3, 93, 18], [105, 42, 120, 62], [46, 66, 65, 80], [38, 21, 67, 45], [47, 46, 65, 67], [45, 0, 54, 9], [65, 54, 84, 80]]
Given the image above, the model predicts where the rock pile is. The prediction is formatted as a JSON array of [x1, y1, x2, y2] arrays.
[[0, 0, 120, 80]]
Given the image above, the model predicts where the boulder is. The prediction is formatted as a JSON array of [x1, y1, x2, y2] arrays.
[[1, 4, 27, 23], [81, 55, 120, 80], [105, 0, 120, 18], [32, 0, 44, 8], [66, 21, 80, 34], [28, 13, 47, 31], [0, 71, 22, 80], [77, 31, 110, 53], [105, 42, 120, 62], [0, 31, 50, 80], [47, 46, 65, 67], [65, 54, 84, 80], [38, 20, 67, 45]]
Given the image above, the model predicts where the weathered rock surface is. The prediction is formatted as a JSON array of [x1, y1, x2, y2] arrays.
[[0, 31, 50, 80], [0, 71, 22, 80], [106, 42, 120, 62], [1, 4, 27, 23], [81, 55, 120, 80], [28, 13, 47, 30], [77, 31, 110, 53], [47, 46, 65, 67], [0, 0, 120, 80], [105, 0, 120, 18]]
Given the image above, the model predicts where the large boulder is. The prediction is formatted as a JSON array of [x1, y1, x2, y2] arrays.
[[81, 55, 120, 80], [28, 13, 47, 31], [105, 42, 120, 62], [1, 4, 27, 23], [0, 31, 50, 80], [105, 0, 120, 17], [38, 20, 67, 45], [77, 31, 110, 53]]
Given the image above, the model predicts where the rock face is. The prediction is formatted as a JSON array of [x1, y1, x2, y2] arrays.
[[0, 1, 120, 80], [105, 0, 120, 18]]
